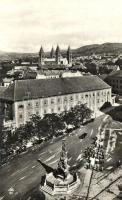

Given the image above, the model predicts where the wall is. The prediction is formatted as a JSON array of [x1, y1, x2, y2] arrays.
[[107, 77, 122, 94], [13, 88, 111, 127]]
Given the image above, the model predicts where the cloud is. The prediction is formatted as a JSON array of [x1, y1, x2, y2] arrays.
[[0, 0, 122, 52]]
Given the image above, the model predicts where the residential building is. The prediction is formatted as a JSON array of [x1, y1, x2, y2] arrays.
[[2, 78, 14, 87], [105, 70, 122, 94]]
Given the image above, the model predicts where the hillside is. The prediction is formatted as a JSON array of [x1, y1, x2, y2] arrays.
[[74, 43, 122, 55], [1, 43, 122, 61], [0, 52, 37, 61]]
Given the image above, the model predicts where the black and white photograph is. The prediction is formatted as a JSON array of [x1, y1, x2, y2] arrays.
[[0, 0, 122, 199]]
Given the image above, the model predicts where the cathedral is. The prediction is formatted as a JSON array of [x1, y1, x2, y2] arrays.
[[38, 45, 72, 67]]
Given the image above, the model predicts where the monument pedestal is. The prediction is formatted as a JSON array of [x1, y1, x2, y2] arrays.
[[39, 139, 81, 198], [40, 172, 80, 196]]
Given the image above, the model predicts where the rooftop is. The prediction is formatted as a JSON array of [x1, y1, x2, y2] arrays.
[[0, 76, 111, 102], [107, 70, 122, 78]]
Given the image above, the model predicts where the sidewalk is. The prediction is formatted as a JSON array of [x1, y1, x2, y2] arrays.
[[73, 167, 92, 198], [89, 165, 122, 200]]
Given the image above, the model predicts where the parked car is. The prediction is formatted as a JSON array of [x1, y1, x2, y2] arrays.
[[79, 132, 88, 139], [33, 139, 44, 145]]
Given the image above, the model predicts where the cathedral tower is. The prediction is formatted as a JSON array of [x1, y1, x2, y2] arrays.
[[67, 46, 72, 66], [50, 46, 55, 58], [55, 45, 61, 65], [38, 46, 45, 67]]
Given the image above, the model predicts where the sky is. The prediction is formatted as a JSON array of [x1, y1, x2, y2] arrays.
[[0, 0, 122, 52]]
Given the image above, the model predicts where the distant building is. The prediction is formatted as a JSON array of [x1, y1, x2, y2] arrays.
[[61, 71, 82, 78], [0, 76, 112, 128], [106, 65, 120, 72], [2, 78, 14, 87], [36, 70, 83, 79], [105, 70, 122, 94], [38, 45, 72, 68]]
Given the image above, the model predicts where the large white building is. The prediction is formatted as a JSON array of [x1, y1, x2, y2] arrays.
[[0, 76, 112, 128]]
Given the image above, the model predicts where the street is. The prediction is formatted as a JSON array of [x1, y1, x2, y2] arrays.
[[0, 114, 121, 200]]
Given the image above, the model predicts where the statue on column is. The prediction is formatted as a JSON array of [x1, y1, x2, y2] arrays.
[[57, 139, 69, 180]]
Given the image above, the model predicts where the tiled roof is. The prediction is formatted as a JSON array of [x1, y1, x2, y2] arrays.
[[40, 64, 66, 69], [1, 76, 111, 102], [107, 70, 122, 78], [99, 74, 108, 80]]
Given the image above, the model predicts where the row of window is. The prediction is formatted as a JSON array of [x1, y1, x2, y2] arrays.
[[18, 91, 110, 110], [19, 107, 63, 120], [109, 79, 122, 83], [18, 97, 106, 121]]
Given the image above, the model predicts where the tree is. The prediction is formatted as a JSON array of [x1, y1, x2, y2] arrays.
[[61, 104, 92, 128], [79, 104, 92, 124], [23, 121, 34, 142], [14, 125, 25, 145], [43, 113, 65, 137], [31, 114, 46, 139]]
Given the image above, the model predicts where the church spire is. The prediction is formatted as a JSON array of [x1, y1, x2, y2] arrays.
[[50, 46, 55, 58], [55, 45, 61, 64], [39, 46, 44, 57], [38, 46, 45, 67], [67, 45, 72, 65]]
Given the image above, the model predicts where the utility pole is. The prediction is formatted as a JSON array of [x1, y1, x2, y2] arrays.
[[86, 168, 94, 200], [0, 102, 4, 165], [84, 134, 105, 200]]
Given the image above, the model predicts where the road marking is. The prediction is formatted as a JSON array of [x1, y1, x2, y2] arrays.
[[107, 157, 112, 162], [56, 149, 61, 155], [19, 176, 26, 181], [90, 129, 93, 136], [106, 166, 113, 170], [68, 157, 72, 161], [32, 165, 36, 169], [45, 154, 55, 162], [10, 166, 29, 177], [98, 124, 102, 131], [39, 151, 47, 156], [10, 170, 20, 177], [77, 154, 82, 161], [103, 115, 108, 122], [0, 196, 4, 200], [49, 159, 59, 165], [48, 150, 53, 154]]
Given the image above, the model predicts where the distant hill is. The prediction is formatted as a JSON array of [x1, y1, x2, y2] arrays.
[[74, 43, 122, 55], [1, 43, 122, 61], [0, 52, 37, 61]]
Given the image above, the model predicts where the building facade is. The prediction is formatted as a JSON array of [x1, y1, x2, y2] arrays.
[[38, 45, 72, 68], [105, 70, 122, 95], [0, 76, 112, 128]]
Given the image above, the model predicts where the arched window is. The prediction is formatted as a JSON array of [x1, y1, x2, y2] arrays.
[[70, 96, 73, 101], [64, 96, 67, 102], [18, 104, 24, 109], [51, 98, 54, 104]]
